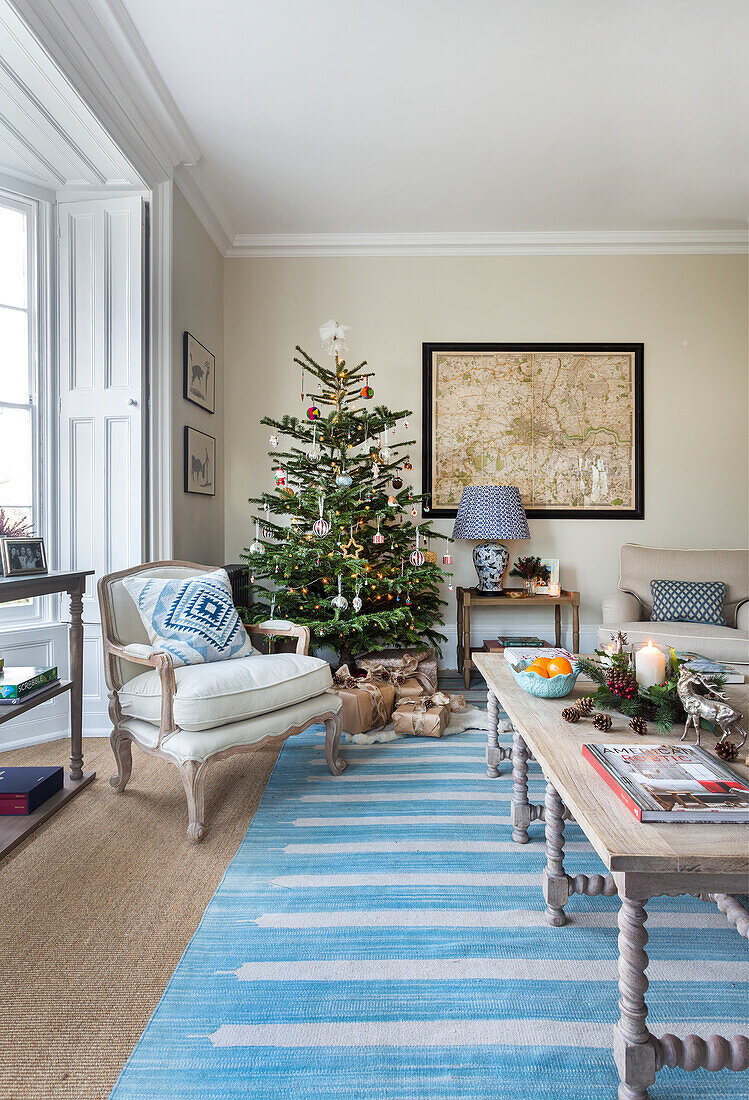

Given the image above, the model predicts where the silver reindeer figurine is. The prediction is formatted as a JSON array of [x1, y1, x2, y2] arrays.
[[676, 665, 746, 748]]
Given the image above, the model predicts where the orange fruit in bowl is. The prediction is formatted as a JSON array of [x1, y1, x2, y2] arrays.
[[526, 660, 550, 678], [547, 656, 573, 677], [529, 656, 552, 670]]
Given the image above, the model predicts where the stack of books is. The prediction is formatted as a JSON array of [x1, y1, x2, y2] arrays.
[[483, 636, 547, 653], [0, 666, 59, 706], [0, 766, 64, 815]]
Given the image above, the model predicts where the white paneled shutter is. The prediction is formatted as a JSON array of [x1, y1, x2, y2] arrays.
[[57, 197, 146, 626]]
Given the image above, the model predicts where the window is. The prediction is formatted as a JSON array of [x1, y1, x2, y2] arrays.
[[0, 191, 44, 620], [0, 195, 37, 538]]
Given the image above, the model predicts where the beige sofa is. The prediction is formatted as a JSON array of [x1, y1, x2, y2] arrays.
[[598, 544, 749, 665]]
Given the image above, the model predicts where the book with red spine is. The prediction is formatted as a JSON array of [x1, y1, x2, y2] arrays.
[[582, 743, 749, 823], [0, 766, 64, 815]]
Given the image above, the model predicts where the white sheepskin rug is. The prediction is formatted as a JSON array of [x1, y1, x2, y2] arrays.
[[347, 706, 508, 745]]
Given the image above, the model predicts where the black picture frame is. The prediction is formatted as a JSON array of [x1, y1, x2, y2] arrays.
[[184, 426, 216, 496], [183, 331, 215, 414], [0, 536, 48, 576], [422, 342, 644, 519]]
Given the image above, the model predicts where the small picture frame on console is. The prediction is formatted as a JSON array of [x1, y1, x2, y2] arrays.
[[0, 536, 48, 577]]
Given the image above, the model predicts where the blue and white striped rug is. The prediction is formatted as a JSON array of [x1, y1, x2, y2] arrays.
[[109, 714, 748, 1099]]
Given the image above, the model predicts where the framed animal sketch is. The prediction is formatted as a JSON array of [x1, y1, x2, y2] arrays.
[[184, 426, 216, 496], [183, 331, 215, 413], [422, 342, 643, 519]]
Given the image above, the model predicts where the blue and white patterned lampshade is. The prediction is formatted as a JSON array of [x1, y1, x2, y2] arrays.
[[452, 485, 531, 540]]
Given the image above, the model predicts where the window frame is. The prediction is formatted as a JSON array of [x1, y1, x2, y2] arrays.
[[0, 187, 52, 625]]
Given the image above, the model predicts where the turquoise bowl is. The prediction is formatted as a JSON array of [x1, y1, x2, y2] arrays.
[[510, 659, 580, 699]]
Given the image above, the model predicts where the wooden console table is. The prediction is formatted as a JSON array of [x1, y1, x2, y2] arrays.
[[0, 569, 95, 860], [475, 653, 749, 1099], [457, 586, 580, 688]]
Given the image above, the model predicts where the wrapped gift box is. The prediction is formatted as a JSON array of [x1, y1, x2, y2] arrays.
[[392, 698, 449, 738], [357, 647, 438, 696], [332, 667, 396, 736]]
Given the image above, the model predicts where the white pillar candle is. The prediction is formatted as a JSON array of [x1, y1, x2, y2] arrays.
[[635, 640, 666, 688]]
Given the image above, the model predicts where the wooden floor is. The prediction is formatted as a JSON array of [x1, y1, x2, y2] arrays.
[[0, 735, 280, 1100]]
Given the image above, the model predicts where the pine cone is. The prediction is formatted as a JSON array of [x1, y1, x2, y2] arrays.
[[592, 712, 613, 732], [629, 716, 648, 736], [606, 669, 639, 700], [562, 706, 581, 723], [577, 695, 595, 713], [716, 740, 739, 762]]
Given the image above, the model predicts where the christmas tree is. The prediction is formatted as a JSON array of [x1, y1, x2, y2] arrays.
[[242, 321, 451, 668]]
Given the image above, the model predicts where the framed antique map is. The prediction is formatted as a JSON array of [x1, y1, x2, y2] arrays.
[[422, 343, 643, 519]]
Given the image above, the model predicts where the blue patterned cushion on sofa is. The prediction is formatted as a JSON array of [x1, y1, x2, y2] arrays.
[[123, 569, 255, 667], [650, 579, 726, 626]]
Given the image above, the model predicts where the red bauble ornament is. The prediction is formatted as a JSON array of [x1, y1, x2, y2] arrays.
[[361, 385, 374, 399], [410, 550, 425, 566]]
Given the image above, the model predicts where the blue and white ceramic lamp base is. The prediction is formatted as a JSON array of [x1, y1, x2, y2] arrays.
[[472, 541, 510, 592]]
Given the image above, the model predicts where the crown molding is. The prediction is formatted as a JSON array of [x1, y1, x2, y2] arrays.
[[225, 228, 749, 259]]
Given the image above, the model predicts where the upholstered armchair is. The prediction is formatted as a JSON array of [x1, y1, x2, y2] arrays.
[[98, 561, 344, 842]]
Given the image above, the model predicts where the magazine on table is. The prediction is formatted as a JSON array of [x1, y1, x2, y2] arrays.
[[675, 652, 745, 684], [582, 742, 749, 823]]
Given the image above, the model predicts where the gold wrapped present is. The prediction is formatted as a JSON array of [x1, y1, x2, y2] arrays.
[[332, 666, 396, 736], [392, 698, 449, 738]]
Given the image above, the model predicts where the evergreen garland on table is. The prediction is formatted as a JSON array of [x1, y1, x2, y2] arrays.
[[575, 649, 725, 735], [241, 321, 450, 668]]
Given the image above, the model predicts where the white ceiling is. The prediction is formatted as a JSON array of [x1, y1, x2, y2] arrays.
[[0, 0, 142, 193], [118, 0, 748, 243]]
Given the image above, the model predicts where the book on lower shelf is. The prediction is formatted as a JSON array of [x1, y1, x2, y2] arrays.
[[483, 636, 547, 653], [582, 742, 749, 823], [0, 666, 58, 702], [0, 765, 64, 815]]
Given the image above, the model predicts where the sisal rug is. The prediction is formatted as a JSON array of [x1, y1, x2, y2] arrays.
[[108, 724, 748, 1099]]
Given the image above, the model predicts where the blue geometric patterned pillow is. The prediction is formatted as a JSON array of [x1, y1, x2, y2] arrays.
[[123, 569, 255, 667], [650, 579, 726, 626]]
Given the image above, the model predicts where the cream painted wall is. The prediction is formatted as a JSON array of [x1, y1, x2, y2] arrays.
[[223, 255, 748, 663], [172, 183, 225, 565]]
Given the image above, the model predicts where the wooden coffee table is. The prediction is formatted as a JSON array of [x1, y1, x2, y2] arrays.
[[475, 653, 749, 1100]]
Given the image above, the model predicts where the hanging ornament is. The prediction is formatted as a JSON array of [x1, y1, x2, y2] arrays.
[[300, 362, 305, 401], [387, 495, 398, 508], [410, 526, 425, 566], [403, 420, 409, 430], [313, 495, 330, 537], [360, 372, 374, 399], [341, 527, 364, 558], [307, 405, 321, 420], [308, 423, 321, 463], [404, 459, 413, 471], [248, 519, 265, 556], [274, 466, 286, 487], [392, 469, 403, 490], [410, 504, 418, 517], [443, 539, 454, 566], [406, 591, 412, 606], [263, 502, 270, 513], [424, 549, 438, 564], [379, 428, 391, 462], [336, 470, 353, 488], [331, 575, 348, 610], [269, 434, 279, 448], [352, 592, 363, 612], [262, 526, 272, 538], [250, 573, 255, 584], [448, 580, 453, 592], [372, 462, 380, 479], [373, 517, 385, 545], [274, 563, 279, 572]]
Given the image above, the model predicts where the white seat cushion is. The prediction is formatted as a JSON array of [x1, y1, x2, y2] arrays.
[[120, 692, 342, 764], [596, 622, 749, 665], [119, 653, 333, 731]]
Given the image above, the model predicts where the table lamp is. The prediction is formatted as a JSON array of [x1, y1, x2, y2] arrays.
[[452, 485, 530, 593]]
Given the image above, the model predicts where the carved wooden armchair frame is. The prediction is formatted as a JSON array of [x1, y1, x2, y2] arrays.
[[98, 560, 344, 841]]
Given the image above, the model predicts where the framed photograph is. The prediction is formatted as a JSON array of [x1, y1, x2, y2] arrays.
[[184, 426, 216, 496], [183, 331, 215, 413], [422, 343, 643, 519], [0, 537, 48, 577], [535, 558, 560, 595]]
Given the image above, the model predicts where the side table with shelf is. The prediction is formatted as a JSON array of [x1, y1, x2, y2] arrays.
[[0, 569, 95, 861], [456, 586, 580, 688]]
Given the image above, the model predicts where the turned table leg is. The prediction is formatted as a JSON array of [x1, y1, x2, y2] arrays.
[[554, 604, 561, 647], [572, 598, 580, 655], [486, 691, 511, 777], [614, 895, 656, 1100], [543, 780, 569, 925], [511, 728, 531, 843], [68, 582, 84, 781]]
